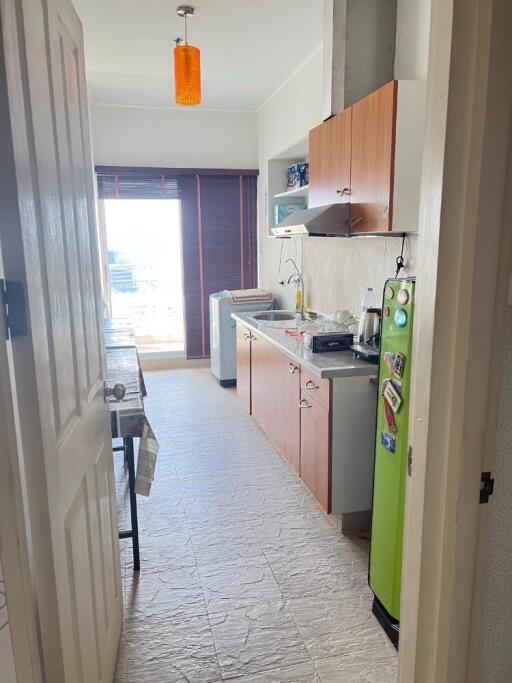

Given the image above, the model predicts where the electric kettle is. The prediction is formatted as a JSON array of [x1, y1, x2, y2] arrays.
[[357, 308, 381, 345]]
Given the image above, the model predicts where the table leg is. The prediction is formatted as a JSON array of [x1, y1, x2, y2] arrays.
[[124, 437, 140, 572]]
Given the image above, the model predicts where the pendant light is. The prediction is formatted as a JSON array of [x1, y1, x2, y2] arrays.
[[174, 5, 201, 106]]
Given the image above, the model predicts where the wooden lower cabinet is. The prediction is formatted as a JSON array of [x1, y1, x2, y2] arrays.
[[236, 326, 332, 511], [236, 324, 251, 414], [250, 331, 274, 434], [270, 354, 301, 475], [300, 396, 331, 512]]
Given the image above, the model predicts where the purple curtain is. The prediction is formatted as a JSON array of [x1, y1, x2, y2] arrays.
[[181, 173, 258, 359]]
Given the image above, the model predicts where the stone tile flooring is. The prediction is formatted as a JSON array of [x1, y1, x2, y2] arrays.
[[114, 369, 397, 682]]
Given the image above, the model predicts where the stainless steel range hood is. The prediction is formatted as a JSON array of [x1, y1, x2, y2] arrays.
[[271, 204, 351, 237]]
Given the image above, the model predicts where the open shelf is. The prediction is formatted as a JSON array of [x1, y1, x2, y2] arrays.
[[274, 185, 309, 199]]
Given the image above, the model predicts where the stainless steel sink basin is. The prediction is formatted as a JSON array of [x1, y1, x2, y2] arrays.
[[252, 311, 297, 322]]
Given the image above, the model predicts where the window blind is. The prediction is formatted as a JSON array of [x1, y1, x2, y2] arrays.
[[96, 167, 181, 199], [181, 173, 258, 359], [96, 165, 258, 360]]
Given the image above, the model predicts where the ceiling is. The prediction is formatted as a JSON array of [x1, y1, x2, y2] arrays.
[[72, 0, 323, 111]]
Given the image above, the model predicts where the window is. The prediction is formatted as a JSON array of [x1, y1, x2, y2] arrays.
[[104, 198, 184, 355]]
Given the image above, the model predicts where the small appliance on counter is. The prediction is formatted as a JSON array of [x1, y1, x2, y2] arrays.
[[351, 305, 381, 364], [369, 277, 416, 648], [210, 289, 274, 386], [304, 331, 353, 353]]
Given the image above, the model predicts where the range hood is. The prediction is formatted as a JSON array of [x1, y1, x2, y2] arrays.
[[272, 204, 350, 237]]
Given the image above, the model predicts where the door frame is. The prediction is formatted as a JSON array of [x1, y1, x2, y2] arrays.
[[399, 0, 512, 679]]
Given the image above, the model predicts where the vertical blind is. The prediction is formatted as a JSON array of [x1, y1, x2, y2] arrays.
[[181, 173, 258, 359], [96, 166, 258, 360]]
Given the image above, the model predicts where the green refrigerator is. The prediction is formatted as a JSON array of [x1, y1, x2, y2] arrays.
[[369, 277, 415, 648]]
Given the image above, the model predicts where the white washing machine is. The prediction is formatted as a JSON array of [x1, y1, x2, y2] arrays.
[[210, 290, 273, 386]]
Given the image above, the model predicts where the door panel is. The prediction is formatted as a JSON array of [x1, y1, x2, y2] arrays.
[[250, 332, 273, 434], [350, 80, 397, 233], [236, 324, 251, 414], [308, 109, 352, 208], [300, 398, 331, 512], [1, 0, 123, 679], [270, 354, 301, 474]]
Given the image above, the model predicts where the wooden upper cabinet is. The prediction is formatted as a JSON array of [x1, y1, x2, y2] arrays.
[[308, 80, 426, 234], [350, 80, 397, 234], [308, 108, 352, 209]]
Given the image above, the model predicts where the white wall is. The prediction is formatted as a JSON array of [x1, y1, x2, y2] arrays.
[[90, 105, 258, 169], [257, 1, 430, 314], [395, 0, 431, 80], [477, 311, 512, 682], [257, 47, 324, 309]]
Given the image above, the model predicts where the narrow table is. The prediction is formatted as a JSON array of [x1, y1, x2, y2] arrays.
[[104, 319, 159, 572]]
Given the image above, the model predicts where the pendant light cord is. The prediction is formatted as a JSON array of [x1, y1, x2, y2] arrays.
[[184, 13, 188, 44]]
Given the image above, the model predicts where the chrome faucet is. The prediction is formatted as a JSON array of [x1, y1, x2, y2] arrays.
[[285, 258, 305, 319]]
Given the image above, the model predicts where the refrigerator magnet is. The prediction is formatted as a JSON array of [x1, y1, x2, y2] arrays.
[[394, 352, 405, 378], [383, 398, 397, 433], [384, 351, 395, 374], [381, 431, 396, 453], [383, 380, 402, 414]]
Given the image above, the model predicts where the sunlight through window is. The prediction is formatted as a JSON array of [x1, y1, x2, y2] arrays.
[[104, 199, 184, 355]]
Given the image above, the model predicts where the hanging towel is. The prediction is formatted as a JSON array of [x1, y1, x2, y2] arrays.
[[228, 288, 273, 305]]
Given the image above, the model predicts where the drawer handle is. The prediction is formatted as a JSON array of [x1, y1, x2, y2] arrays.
[[305, 379, 318, 390], [288, 363, 299, 374], [298, 399, 312, 409], [336, 187, 350, 196], [349, 216, 363, 228]]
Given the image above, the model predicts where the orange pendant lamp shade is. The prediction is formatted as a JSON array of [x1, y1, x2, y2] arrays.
[[174, 43, 201, 106]]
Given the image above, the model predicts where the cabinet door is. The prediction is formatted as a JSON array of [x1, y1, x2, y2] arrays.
[[350, 80, 397, 233], [236, 324, 251, 414], [270, 355, 301, 474], [300, 398, 331, 512], [250, 332, 274, 434], [309, 109, 352, 208]]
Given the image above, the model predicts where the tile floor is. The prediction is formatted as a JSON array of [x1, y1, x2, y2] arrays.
[[114, 369, 397, 682]]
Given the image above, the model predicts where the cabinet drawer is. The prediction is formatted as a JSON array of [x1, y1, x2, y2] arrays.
[[301, 367, 330, 410]]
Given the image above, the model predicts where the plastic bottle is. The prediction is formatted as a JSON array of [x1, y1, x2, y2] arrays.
[[361, 287, 376, 312]]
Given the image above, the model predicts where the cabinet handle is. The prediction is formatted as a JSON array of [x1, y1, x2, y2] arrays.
[[288, 363, 299, 374], [349, 216, 363, 228], [244, 333, 251, 341], [305, 379, 318, 390], [336, 187, 350, 196], [298, 399, 312, 409]]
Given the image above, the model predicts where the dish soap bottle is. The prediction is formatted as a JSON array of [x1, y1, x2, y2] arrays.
[[294, 279, 303, 314]]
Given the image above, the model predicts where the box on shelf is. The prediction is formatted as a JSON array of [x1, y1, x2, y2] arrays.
[[274, 199, 306, 226], [287, 162, 309, 190]]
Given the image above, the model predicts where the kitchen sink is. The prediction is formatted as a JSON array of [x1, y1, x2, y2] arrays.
[[252, 311, 297, 322]]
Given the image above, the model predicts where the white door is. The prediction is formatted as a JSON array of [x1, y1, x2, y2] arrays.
[[0, 0, 122, 680]]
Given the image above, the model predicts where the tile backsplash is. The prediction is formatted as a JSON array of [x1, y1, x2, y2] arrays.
[[303, 234, 417, 316]]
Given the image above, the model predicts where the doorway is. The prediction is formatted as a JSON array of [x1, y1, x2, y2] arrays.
[[104, 198, 185, 357]]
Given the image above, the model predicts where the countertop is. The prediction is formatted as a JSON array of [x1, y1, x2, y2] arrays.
[[232, 312, 377, 379]]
